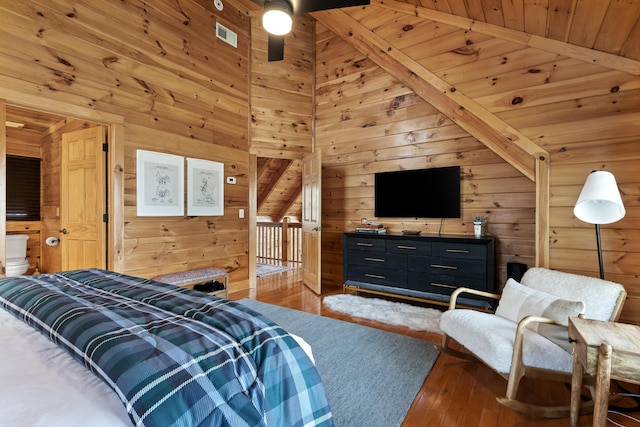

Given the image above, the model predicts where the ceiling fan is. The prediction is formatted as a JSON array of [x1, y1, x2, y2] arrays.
[[252, 0, 370, 61]]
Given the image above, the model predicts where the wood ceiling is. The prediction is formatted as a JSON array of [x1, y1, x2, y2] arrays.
[[387, 0, 640, 62]]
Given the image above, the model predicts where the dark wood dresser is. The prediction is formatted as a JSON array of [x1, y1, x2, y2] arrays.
[[342, 232, 495, 309]]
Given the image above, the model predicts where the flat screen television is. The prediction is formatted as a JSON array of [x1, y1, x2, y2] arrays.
[[374, 166, 461, 218]]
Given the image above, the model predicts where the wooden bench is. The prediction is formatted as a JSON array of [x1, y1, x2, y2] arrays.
[[152, 267, 228, 298]]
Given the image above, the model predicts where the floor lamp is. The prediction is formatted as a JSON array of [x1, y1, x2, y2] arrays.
[[573, 171, 625, 279]]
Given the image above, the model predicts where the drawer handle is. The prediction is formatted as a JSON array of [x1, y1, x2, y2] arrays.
[[446, 249, 469, 254], [356, 242, 374, 247], [397, 245, 417, 250], [364, 257, 385, 262], [365, 274, 386, 279], [431, 264, 458, 270], [431, 283, 456, 289]]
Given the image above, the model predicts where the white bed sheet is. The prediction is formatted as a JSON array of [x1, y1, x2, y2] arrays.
[[0, 308, 132, 427], [0, 306, 315, 427]]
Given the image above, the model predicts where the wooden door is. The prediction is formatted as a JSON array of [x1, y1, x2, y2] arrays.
[[301, 151, 322, 294], [61, 126, 107, 270]]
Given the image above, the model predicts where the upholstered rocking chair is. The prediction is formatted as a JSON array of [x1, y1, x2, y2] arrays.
[[436, 267, 627, 418]]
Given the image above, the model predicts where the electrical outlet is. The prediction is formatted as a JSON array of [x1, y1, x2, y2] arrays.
[[239, 209, 245, 218], [226, 176, 236, 184]]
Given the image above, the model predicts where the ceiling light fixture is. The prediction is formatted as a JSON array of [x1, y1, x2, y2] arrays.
[[5, 121, 25, 128], [262, 0, 292, 36]]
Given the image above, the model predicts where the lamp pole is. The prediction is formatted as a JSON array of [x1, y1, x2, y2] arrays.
[[594, 223, 604, 280]]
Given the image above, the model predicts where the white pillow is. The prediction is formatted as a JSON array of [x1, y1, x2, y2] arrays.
[[496, 278, 585, 323], [495, 278, 585, 352]]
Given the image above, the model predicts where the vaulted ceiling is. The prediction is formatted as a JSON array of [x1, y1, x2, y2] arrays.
[[8, 0, 640, 224]]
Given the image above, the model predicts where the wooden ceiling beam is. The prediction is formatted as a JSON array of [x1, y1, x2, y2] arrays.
[[257, 158, 293, 211], [274, 187, 302, 223], [312, 8, 547, 182], [257, 157, 274, 184]]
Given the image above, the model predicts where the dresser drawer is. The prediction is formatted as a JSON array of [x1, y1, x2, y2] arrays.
[[346, 264, 407, 286], [428, 257, 487, 278], [432, 242, 487, 260], [429, 272, 488, 290], [408, 272, 457, 296], [408, 272, 490, 296], [387, 240, 432, 255], [344, 236, 385, 252], [346, 250, 406, 270]]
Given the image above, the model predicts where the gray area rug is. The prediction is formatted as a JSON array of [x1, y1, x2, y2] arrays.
[[255, 263, 293, 277], [238, 299, 439, 427]]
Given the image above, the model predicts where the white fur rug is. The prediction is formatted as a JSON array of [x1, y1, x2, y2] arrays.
[[323, 294, 442, 333]]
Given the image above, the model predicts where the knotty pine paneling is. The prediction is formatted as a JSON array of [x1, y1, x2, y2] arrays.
[[122, 123, 250, 287], [316, 23, 536, 292], [250, 15, 314, 155], [329, 4, 640, 324], [6, 129, 40, 157], [0, 0, 252, 289]]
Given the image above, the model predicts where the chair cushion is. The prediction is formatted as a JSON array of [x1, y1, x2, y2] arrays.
[[440, 309, 574, 375], [520, 267, 625, 321]]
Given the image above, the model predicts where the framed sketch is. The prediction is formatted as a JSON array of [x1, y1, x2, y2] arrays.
[[187, 158, 224, 216], [136, 150, 184, 216]]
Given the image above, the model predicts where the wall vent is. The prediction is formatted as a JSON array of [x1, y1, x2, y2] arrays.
[[216, 22, 237, 48]]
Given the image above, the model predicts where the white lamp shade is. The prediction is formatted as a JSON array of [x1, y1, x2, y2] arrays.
[[262, 1, 292, 36], [573, 171, 625, 224]]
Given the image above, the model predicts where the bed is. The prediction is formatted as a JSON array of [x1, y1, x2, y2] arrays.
[[0, 268, 333, 427]]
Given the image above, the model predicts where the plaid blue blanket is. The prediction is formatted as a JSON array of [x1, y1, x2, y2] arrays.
[[0, 269, 333, 427]]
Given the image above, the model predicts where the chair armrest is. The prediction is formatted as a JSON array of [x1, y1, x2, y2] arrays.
[[511, 315, 569, 373], [449, 287, 501, 310], [516, 315, 567, 331]]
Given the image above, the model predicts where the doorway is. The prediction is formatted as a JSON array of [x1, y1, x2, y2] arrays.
[[4, 105, 107, 274], [255, 156, 304, 266]]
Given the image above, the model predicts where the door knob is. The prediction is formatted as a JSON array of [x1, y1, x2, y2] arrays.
[[59, 228, 67, 234]]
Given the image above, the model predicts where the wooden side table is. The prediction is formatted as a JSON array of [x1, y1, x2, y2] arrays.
[[568, 316, 640, 427]]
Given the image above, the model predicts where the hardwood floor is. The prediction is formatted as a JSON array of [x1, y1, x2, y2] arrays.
[[229, 264, 639, 427]]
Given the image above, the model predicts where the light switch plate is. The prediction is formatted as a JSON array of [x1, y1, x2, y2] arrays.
[[226, 176, 236, 184]]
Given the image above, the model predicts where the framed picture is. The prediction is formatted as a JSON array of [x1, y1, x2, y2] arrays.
[[136, 150, 184, 216], [187, 158, 224, 216]]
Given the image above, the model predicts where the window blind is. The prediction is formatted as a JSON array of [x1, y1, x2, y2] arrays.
[[6, 155, 41, 221]]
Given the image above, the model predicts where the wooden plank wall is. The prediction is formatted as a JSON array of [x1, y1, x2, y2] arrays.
[[315, 5, 640, 324], [249, 15, 315, 158], [315, 22, 536, 290], [0, 0, 253, 290]]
